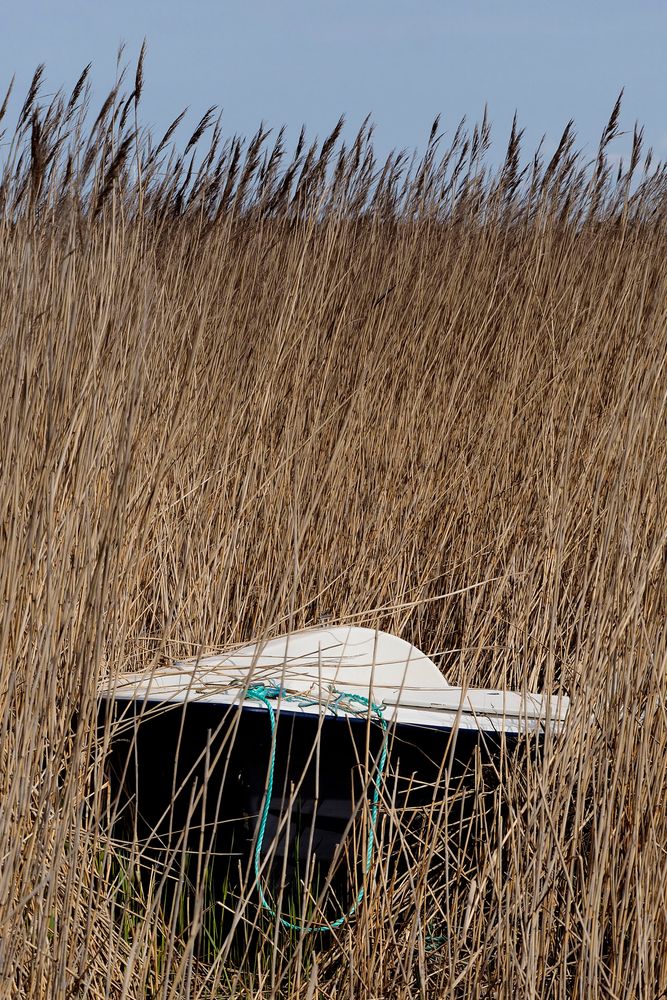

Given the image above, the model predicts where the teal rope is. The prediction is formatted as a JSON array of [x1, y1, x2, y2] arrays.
[[245, 682, 388, 933]]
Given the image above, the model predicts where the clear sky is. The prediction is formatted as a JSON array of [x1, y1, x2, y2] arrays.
[[1, 0, 666, 169]]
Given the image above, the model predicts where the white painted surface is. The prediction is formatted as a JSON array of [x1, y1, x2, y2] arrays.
[[102, 626, 569, 735]]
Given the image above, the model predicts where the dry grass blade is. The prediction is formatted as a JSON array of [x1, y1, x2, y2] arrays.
[[185, 105, 217, 155], [135, 39, 147, 106], [18, 63, 45, 127], [67, 62, 91, 115], [91, 130, 134, 217], [0, 75, 14, 126]]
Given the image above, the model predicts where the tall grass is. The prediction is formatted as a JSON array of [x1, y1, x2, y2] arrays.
[[0, 58, 666, 998]]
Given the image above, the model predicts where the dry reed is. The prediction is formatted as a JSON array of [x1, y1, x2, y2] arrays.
[[0, 59, 666, 999]]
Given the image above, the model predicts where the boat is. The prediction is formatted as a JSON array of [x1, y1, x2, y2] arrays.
[[98, 626, 569, 929]]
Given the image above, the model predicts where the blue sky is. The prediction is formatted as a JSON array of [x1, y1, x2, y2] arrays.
[[1, 1, 666, 168]]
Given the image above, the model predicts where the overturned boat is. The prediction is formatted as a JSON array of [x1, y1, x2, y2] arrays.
[[99, 626, 569, 928]]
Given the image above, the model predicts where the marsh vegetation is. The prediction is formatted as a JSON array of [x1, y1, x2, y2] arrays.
[[1, 55, 666, 998]]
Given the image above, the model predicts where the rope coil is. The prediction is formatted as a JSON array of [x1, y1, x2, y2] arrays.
[[245, 681, 388, 933]]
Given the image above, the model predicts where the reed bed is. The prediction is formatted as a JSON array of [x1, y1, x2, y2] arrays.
[[0, 58, 666, 998]]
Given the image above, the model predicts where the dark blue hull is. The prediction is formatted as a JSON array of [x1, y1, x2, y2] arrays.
[[99, 697, 521, 918]]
